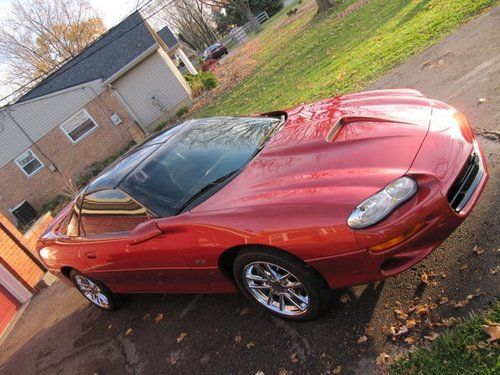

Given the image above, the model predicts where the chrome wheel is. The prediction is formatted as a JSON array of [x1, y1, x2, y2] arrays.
[[74, 275, 110, 309], [243, 261, 309, 316]]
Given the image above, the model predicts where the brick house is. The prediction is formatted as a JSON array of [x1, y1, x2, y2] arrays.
[[0, 11, 194, 226]]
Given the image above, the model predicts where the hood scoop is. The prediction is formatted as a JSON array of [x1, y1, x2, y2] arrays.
[[326, 114, 425, 142]]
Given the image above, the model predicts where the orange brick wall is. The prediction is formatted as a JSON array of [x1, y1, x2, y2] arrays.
[[0, 213, 48, 289], [0, 88, 145, 224]]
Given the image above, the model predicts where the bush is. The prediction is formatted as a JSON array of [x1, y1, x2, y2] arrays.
[[176, 106, 189, 117], [184, 72, 217, 97], [201, 72, 217, 90], [42, 195, 70, 214]]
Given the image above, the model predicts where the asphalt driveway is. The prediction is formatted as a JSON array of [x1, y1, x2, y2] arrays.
[[1, 7, 499, 375]]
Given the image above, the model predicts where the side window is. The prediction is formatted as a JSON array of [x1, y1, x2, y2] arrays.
[[80, 189, 151, 236]]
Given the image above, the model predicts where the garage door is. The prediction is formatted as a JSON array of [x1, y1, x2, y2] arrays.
[[0, 284, 20, 335]]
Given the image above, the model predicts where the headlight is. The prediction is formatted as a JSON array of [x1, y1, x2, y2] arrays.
[[347, 177, 417, 229]]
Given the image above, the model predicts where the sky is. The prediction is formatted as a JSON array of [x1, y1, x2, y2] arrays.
[[0, 0, 140, 28], [0, 0, 140, 99]]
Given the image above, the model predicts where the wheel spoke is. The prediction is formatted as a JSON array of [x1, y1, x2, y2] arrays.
[[278, 272, 291, 282], [265, 264, 280, 280], [288, 289, 307, 304], [284, 293, 305, 310], [279, 294, 285, 311], [267, 289, 275, 305], [254, 264, 269, 280], [249, 284, 271, 290], [246, 274, 265, 282]]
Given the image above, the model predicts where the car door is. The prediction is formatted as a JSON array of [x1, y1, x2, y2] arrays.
[[79, 189, 203, 293]]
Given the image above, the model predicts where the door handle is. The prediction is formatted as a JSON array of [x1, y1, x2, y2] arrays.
[[85, 251, 97, 259]]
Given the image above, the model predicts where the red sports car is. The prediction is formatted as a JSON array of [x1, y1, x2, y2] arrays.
[[37, 89, 488, 320]]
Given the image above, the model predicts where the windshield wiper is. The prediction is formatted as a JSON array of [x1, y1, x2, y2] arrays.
[[175, 170, 239, 214]]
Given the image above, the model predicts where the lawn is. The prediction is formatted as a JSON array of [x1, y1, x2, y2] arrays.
[[194, 0, 495, 117], [390, 302, 500, 374]]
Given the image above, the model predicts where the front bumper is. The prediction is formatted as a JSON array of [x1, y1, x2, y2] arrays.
[[308, 135, 488, 290]]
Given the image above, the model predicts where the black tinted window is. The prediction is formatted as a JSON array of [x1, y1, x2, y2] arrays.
[[121, 117, 281, 216], [88, 146, 158, 192], [80, 189, 151, 236]]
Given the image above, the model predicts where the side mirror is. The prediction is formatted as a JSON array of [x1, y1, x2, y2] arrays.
[[129, 220, 164, 245]]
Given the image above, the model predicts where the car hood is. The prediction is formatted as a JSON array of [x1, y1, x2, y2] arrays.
[[194, 90, 434, 212]]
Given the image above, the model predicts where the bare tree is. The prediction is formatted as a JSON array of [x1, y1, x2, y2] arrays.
[[150, 0, 218, 51], [199, 0, 263, 32], [0, 0, 105, 91], [316, 0, 335, 13]]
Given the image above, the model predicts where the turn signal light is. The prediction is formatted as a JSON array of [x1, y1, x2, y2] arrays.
[[368, 223, 424, 252]]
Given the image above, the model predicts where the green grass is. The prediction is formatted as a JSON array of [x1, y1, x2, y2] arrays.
[[195, 0, 494, 117], [391, 302, 500, 375]]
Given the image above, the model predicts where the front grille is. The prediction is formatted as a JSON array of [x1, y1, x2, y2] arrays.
[[447, 152, 482, 212]]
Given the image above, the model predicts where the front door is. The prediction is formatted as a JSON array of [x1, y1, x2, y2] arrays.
[[79, 189, 204, 293]]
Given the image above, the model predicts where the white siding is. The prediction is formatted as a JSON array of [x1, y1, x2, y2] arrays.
[[0, 80, 103, 169], [113, 50, 191, 128]]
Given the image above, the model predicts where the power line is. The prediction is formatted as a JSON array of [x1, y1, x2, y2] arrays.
[[0, 0, 176, 105]]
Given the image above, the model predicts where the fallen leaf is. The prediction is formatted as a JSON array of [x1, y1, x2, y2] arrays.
[[240, 307, 250, 316], [339, 294, 351, 304], [124, 328, 133, 336], [154, 313, 164, 323], [441, 317, 460, 327], [483, 324, 500, 342], [439, 296, 449, 305], [357, 335, 368, 344], [415, 305, 429, 316], [472, 246, 485, 255], [490, 265, 500, 275], [255, 372, 265, 375], [406, 319, 417, 329], [404, 337, 415, 344], [246, 341, 255, 349], [424, 332, 439, 341], [332, 365, 342, 374], [460, 264, 469, 271], [177, 332, 187, 343], [234, 335, 242, 344], [290, 353, 299, 363], [169, 350, 180, 365], [478, 97, 487, 103], [376, 352, 391, 367]]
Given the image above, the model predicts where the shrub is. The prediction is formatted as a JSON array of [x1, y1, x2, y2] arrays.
[[176, 106, 189, 117], [42, 195, 70, 214], [201, 72, 217, 90]]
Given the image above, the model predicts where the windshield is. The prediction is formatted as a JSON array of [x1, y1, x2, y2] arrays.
[[120, 117, 281, 216]]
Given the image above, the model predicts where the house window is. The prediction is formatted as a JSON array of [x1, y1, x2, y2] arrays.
[[15, 149, 44, 177], [60, 109, 98, 143]]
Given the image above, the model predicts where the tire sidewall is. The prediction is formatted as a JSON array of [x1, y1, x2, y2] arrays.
[[233, 250, 329, 321], [70, 271, 116, 311]]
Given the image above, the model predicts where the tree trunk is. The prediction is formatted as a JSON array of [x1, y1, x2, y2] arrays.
[[244, 8, 262, 33], [316, 0, 335, 13]]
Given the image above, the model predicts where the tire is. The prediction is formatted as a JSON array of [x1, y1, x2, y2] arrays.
[[70, 271, 121, 311], [233, 248, 331, 321]]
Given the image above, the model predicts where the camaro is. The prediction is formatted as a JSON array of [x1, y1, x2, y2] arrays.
[[37, 89, 488, 320]]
